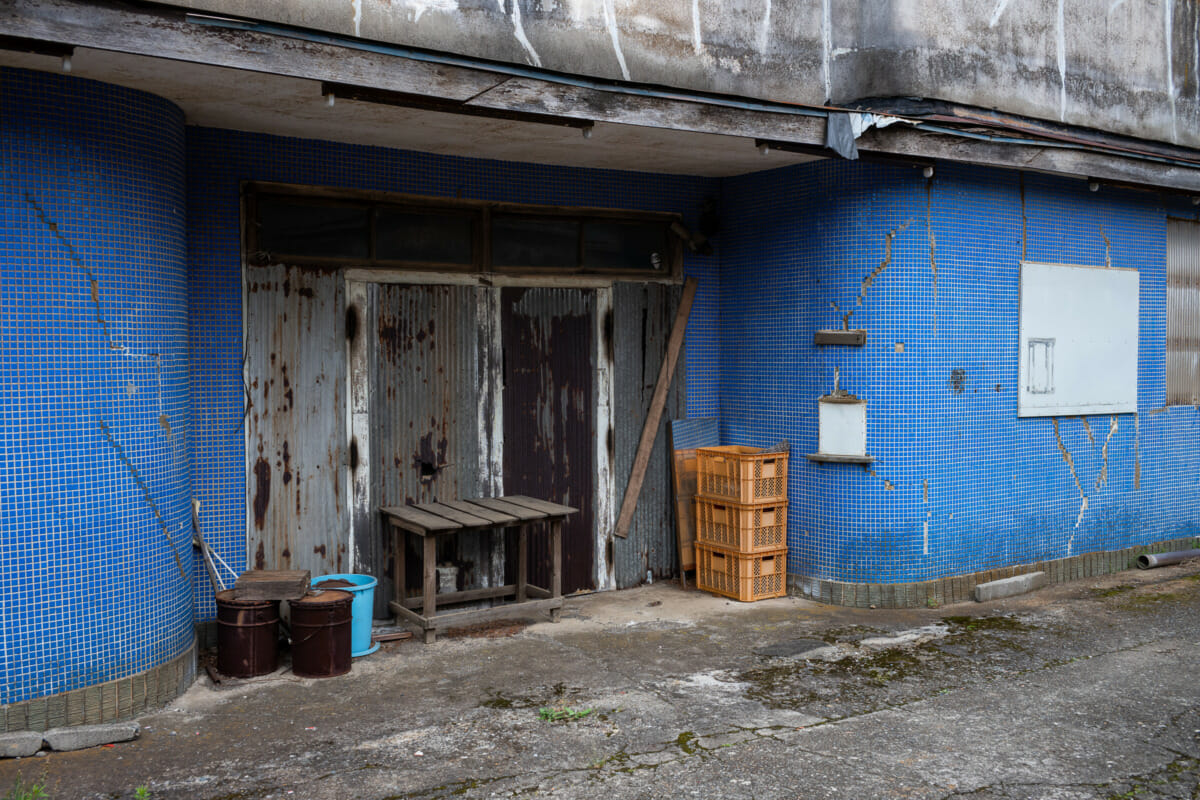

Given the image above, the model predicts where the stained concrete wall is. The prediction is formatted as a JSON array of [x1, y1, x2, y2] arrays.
[[160, 0, 1200, 149]]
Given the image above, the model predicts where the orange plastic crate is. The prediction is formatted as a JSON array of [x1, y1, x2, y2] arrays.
[[696, 446, 788, 503], [695, 498, 788, 553], [695, 543, 788, 602]]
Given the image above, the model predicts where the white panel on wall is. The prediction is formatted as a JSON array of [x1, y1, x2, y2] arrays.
[[818, 397, 868, 456], [1018, 262, 1139, 417]]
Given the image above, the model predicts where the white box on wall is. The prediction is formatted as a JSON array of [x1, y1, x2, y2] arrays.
[[1018, 262, 1139, 417], [818, 396, 868, 456]]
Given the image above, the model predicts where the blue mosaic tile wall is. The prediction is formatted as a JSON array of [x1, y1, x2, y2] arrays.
[[720, 158, 1200, 584], [186, 127, 719, 619], [0, 68, 193, 705]]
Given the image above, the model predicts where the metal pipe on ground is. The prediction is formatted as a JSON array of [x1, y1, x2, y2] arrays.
[[1135, 549, 1200, 569]]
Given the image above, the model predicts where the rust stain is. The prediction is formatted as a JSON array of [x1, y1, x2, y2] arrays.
[[314, 544, 327, 557], [253, 456, 271, 530], [281, 548, 291, 564], [255, 541, 265, 570], [282, 441, 293, 485]]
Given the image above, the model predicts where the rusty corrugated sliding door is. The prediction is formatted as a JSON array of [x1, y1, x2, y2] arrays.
[[502, 287, 596, 594], [1167, 218, 1200, 405], [245, 264, 348, 577], [612, 282, 686, 588], [374, 284, 490, 598]]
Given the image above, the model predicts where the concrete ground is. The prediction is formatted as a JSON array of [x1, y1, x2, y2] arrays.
[[4, 561, 1200, 800]]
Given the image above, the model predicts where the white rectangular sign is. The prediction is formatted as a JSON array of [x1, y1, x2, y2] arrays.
[[1018, 262, 1139, 417]]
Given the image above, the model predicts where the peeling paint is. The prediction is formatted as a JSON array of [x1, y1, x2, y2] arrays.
[[858, 220, 913, 305], [1101, 227, 1112, 268], [1165, 0, 1177, 142], [923, 479, 931, 556], [1052, 418, 1087, 544], [1080, 416, 1094, 445], [988, 0, 1013, 27], [602, 0, 631, 81], [757, 0, 771, 53], [821, 0, 832, 101], [407, 0, 458, 23], [500, 0, 543, 67], [1095, 415, 1117, 489], [1056, 0, 1067, 121]]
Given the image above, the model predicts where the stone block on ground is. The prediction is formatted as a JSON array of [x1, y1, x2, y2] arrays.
[[0, 731, 44, 758], [974, 572, 1047, 602], [43, 722, 139, 752]]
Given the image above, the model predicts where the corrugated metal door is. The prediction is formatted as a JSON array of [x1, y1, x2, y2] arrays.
[[374, 284, 492, 598], [244, 265, 348, 575], [502, 287, 596, 594], [612, 282, 685, 587]]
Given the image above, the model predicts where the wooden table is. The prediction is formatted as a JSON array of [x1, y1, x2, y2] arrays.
[[380, 495, 576, 644]]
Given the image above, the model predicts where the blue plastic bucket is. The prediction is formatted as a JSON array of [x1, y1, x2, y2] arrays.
[[311, 574, 379, 657]]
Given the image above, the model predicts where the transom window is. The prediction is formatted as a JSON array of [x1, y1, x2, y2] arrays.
[[245, 184, 682, 278]]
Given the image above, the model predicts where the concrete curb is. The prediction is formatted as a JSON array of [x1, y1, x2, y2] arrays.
[[974, 571, 1047, 602], [0, 722, 140, 758], [0, 731, 43, 758]]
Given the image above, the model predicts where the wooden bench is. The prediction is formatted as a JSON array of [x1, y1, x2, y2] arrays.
[[380, 495, 576, 644]]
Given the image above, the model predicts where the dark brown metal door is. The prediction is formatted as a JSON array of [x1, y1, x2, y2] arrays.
[[501, 287, 595, 594]]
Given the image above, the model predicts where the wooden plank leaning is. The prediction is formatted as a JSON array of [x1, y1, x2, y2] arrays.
[[612, 276, 698, 539]]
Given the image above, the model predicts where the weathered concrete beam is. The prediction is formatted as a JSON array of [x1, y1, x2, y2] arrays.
[[5, 0, 1200, 192], [0, 0, 507, 101]]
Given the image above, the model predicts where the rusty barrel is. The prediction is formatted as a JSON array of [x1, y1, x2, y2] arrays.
[[215, 590, 280, 678], [289, 590, 353, 678]]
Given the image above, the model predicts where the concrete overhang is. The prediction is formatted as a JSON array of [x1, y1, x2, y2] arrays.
[[3, 0, 1200, 193]]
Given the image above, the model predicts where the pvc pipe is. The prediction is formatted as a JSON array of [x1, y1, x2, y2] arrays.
[[1135, 549, 1200, 569]]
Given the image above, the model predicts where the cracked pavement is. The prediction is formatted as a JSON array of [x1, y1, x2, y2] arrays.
[[4, 560, 1200, 799]]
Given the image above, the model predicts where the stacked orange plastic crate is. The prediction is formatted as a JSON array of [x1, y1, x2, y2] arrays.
[[693, 446, 789, 601]]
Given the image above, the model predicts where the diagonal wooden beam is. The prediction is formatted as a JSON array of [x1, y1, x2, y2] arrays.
[[613, 275, 698, 539]]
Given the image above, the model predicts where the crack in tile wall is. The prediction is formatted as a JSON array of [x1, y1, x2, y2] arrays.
[[858, 219, 914, 305]]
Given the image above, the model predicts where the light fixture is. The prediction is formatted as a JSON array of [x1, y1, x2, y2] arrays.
[[1192, 197, 1200, 206], [325, 92, 335, 107], [922, 166, 934, 179], [61, 55, 71, 72], [582, 125, 593, 139], [1089, 181, 1100, 192], [758, 142, 771, 155]]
